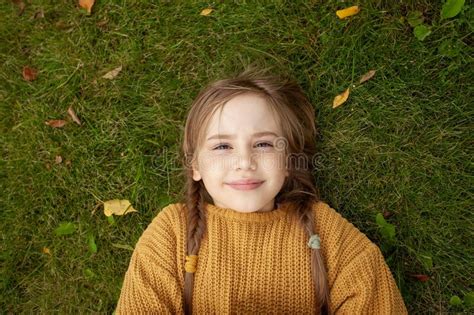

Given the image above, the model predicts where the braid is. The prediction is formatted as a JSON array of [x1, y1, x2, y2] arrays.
[[281, 168, 331, 314], [298, 201, 330, 315], [184, 176, 207, 315]]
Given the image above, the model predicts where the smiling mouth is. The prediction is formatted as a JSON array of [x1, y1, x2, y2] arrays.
[[226, 181, 264, 191]]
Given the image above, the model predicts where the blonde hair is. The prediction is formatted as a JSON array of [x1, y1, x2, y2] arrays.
[[179, 68, 330, 314]]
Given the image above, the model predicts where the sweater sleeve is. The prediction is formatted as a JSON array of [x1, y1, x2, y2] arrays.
[[115, 207, 184, 314], [330, 243, 407, 314]]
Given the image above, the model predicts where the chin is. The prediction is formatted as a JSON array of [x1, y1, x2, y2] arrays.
[[226, 200, 268, 213], [232, 203, 265, 213]]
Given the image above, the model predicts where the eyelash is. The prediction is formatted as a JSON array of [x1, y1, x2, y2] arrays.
[[212, 142, 274, 150]]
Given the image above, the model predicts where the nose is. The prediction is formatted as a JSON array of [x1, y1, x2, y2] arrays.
[[235, 148, 256, 171]]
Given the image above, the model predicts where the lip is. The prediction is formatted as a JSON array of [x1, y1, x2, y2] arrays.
[[226, 179, 264, 191]]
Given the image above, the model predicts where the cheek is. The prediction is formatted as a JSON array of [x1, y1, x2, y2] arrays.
[[260, 153, 286, 171], [198, 154, 230, 175]]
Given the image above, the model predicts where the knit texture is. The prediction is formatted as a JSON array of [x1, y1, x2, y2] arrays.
[[116, 201, 407, 314]]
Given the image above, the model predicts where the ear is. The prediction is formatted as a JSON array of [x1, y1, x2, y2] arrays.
[[192, 162, 202, 181]]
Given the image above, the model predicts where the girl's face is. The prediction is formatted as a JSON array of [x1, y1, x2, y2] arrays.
[[192, 93, 289, 213]]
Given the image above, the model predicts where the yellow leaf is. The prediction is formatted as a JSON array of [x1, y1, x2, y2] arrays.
[[359, 70, 376, 84], [200, 8, 213, 16], [103, 199, 138, 217], [79, 0, 95, 14], [102, 65, 122, 80], [332, 88, 350, 108], [336, 6, 360, 19], [42, 247, 51, 255]]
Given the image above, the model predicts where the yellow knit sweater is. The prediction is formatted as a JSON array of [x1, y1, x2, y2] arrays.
[[116, 201, 407, 314]]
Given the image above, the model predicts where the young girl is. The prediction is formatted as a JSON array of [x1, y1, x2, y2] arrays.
[[116, 69, 408, 314]]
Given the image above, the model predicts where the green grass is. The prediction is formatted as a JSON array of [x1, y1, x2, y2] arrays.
[[1, 0, 472, 313]]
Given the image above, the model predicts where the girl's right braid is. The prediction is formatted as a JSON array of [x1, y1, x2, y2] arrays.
[[184, 177, 207, 314]]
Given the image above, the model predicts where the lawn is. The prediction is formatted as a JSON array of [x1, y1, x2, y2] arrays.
[[1, 0, 472, 313]]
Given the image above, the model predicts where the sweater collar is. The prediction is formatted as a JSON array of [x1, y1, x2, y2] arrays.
[[203, 201, 291, 223]]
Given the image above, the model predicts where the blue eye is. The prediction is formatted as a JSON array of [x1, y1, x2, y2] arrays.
[[213, 144, 231, 150], [212, 142, 273, 150], [256, 142, 273, 148]]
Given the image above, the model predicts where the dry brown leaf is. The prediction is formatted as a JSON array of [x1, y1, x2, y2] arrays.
[[359, 70, 376, 84], [332, 88, 350, 108], [336, 6, 360, 19], [12, 0, 25, 16], [45, 120, 67, 128], [200, 8, 213, 16], [103, 199, 138, 217], [55, 155, 63, 164], [22, 66, 38, 81], [102, 65, 122, 79], [79, 0, 95, 14], [33, 9, 45, 19], [411, 274, 430, 282], [42, 247, 52, 255], [67, 106, 82, 125], [65, 159, 72, 167]]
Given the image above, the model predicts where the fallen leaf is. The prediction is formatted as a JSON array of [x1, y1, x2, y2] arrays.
[[411, 274, 430, 282], [67, 106, 82, 125], [336, 6, 360, 19], [87, 233, 97, 254], [55, 155, 63, 164], [45, 120, 67, 128], [33, 9, 45, 19], [407, 11, 424, 27], [12, 0, 25, 16], [359, 70, 376, 84], [200, 8, 213, 16], [332, 88, 350, 108], [54, 222, 76, 236], [79, 0, 95, 14], [103, 199, 138, 217], [42, 247, 52, 255], [65, 159, 72, 167], [84, 268, 95, 278], [382, 210, 393, 219], [449, 295, 462, 306], [441, 0, 465, 19], [22, 66, 38, 81], [45, 163, 51, 170], [414, 24, 431, 41], [102, 65, 122, 79]]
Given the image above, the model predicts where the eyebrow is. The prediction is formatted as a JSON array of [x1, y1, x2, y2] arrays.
[[206, 131, 279, 141]]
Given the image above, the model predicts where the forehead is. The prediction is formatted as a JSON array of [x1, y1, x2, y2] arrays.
[[205, 93, 281, 137]]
